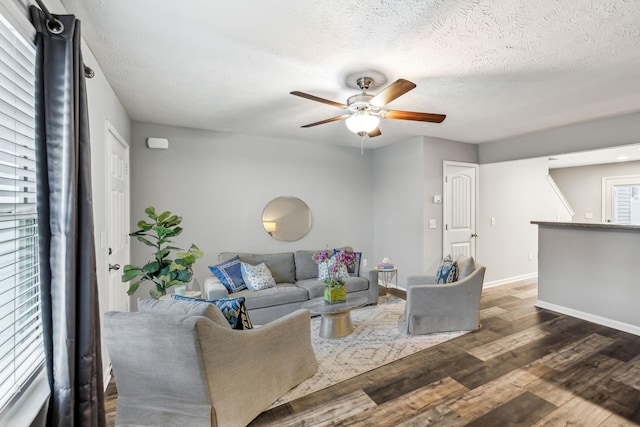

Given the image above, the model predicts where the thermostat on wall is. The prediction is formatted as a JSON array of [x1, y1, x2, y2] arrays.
[[146, 137, 169, 149]]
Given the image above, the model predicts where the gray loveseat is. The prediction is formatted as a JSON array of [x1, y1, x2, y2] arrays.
[[203, 249, 378, 324], [105, 298, 317, 426]]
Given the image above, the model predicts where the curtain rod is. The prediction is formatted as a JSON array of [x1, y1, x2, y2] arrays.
[[32, 0, 95, 78]]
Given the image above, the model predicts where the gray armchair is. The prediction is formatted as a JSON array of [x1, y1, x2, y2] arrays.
[[404, 263, 486, 335], [104, 298, 318, 426]]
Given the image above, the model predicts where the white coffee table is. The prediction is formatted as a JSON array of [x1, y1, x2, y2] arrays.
[[301, 295, 368, 338]]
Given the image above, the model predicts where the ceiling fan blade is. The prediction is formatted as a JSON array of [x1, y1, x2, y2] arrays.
[[368, 127, 382, 138], [369, 79, 416, 107], [384, 110, 446, 123], [300, 115, 350, 128], [290, 91, 346, 109]]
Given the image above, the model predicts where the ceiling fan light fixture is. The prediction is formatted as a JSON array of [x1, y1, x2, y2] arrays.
[[345, 111, 380, 134]]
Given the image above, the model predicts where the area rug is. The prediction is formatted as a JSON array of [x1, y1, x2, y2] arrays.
[[270, 295, 467, 407]]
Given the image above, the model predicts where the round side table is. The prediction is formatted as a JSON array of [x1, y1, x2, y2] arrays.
[[375, 268, 398, 295]]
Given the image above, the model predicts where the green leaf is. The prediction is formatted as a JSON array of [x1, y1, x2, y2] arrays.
[[170, 226, 183, 236], [149, 286, 164, 299], [176, 269, 191, 282], [170, 259, 186, 271], [158, 265, 172, 282], [155, 226, 174, 238], [136, 236, 156, 247], [188, 245, 204, 258], [142, 261, 160, 273], [158, 211, 171, 223], [137, 220, 153, 230], [145, 206, 157, 220], [122, 268, 143, 282], [126, 281, 142, 295], [156, 248, 171, 260], [165, 215, 182, 227]]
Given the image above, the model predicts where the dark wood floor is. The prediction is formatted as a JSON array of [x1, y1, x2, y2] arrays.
[[105, 280, 640, 426]]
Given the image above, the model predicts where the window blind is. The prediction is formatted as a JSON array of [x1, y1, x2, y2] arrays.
[[0, 12, 43, 412]]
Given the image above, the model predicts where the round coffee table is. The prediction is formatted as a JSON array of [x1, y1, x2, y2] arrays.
[[301, 295, 368, 338]]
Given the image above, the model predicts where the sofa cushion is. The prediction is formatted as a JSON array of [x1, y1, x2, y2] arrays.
[[231, 283, 309, 310], [209, 255, 247, 293], [456, 254, 475, 280], [220, 252, 295, 284], [240, 261, 276, 291], [295, 250, 318, 280]]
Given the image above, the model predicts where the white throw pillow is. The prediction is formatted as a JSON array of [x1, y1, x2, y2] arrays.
[[456, 254, 475, 280], [240, 261, 276, 291]]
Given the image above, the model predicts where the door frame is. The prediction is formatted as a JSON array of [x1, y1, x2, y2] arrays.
[[601, 174, 640, 223], [442, 161, 480, 260]]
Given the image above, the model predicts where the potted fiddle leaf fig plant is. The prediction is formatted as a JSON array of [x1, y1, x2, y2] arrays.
[[122, 206, 203, 299]]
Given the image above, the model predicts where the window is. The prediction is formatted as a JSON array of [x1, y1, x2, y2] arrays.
[[614, 185, 640, 225], [0, 12, 43, 412]]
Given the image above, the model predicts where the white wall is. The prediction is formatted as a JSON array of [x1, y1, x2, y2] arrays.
[[479, 157, 572, 285], [423, 137, 479, 273], [550, 161, 640, 223], [372, 138, 424, 286], [130, 122, 374, 305], [479, 110, 640, 164], [372, 136, 478, 286]]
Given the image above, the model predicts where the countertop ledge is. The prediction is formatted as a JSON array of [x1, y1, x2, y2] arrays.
[[531, 221, 640, 232]]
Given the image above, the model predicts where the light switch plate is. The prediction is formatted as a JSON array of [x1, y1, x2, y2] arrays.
[[429, 219, 437, 229]]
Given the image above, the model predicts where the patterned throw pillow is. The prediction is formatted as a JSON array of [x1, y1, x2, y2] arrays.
[[208, 255, 247, 293], [172, 294, 253, 330], [435, 255, 458, 284], [241, 261, 276, 291]]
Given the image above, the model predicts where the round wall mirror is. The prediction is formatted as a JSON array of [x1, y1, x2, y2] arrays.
[[261, 196, 312, 241]]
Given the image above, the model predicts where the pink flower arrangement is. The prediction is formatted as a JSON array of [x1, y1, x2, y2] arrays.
[[313, 249, 357, 286]]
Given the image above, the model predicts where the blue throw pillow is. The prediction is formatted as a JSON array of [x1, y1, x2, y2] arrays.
[[435, 255, 458, 284], [172, 294, 253, 330], [209, 255, 247, 293]]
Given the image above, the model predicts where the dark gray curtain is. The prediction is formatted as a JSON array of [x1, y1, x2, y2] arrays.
[[30, 7, 105, 427]]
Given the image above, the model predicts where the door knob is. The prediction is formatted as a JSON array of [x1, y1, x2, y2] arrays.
[[109, 263, 121, 271], [471, 233, 478, 238]]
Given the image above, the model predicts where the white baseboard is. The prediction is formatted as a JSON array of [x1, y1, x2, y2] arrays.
[[483, 272, 538, 288], [536, 300, 640, 337], [103, 366, 112, 392]]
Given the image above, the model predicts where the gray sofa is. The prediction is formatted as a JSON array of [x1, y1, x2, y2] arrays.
[[203, 249, 378, 324]]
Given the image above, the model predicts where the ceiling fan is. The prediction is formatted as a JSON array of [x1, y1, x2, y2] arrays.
[[290, 76, 446, 138]]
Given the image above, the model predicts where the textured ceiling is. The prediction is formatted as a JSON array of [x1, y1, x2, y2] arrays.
[[60, 0, 640, 149]]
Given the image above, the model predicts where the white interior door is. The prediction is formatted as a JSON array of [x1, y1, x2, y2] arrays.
[[106, 122, 130, 312], [602, 175, 640, 224], [443, 162, 478, 259]]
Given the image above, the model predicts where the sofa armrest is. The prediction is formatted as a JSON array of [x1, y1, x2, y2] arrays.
[[197, 309, 318, 426], [406, 274, 437, 288], [359, 266, 378, 282], [203, 276, 230, 300], [359, 267, 379, 304]]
